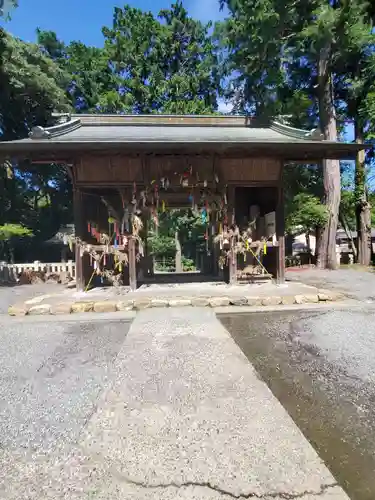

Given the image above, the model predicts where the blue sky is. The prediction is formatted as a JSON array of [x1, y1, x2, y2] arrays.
[[1, 0, 225, 45]]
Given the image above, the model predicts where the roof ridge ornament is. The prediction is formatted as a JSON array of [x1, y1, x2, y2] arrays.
[[29, 126, 51, 139], [271, 119, 324, 141], [55, 113, 72, 124], [29, 118, 81, 140]]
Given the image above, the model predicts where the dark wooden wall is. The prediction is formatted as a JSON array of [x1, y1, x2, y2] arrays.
[[75, 154, 282, 186]]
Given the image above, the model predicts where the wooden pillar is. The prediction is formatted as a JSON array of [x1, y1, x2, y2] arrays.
[[73, 186, 85, 291], [227, 185, 237, 284], [128, 236, 137, 291], [276, 171, 285, 284], [211, 220, 218, 277]]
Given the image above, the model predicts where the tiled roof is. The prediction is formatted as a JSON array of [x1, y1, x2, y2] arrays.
[[25, 113, 324, 143], [0, 114, 365, 160]]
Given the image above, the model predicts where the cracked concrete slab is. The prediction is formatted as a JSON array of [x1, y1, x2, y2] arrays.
[[54, 307, 349, 499]]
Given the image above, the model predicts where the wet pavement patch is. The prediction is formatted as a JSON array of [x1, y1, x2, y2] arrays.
[[220, 310, 375, 500]]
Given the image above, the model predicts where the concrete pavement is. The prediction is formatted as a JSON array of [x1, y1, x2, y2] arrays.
[[0, 307, 349, 499], [54, 308, 347, 499], [222, 307, 375, 500]]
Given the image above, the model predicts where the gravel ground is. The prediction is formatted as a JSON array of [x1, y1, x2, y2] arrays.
[[0, 315, 130, 498], [286, 267, 375, 302], [222, 306, 375, 500]]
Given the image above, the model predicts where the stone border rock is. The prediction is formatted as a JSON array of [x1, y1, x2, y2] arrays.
[[8, 290, 345, 317]]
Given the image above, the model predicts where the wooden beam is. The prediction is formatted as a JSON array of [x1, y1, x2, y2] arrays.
[[128, 236, 137, 291]]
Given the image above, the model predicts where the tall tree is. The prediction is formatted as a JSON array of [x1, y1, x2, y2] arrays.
[[220, 0, 373, 269], [102, 2, 219, 113], [37, 29, 120, 113], [300, 1, 372, 268], [0, 29, 71, 259], [0, 29, 69, 140]]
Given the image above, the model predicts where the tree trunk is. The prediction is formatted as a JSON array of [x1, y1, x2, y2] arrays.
[[316, 47, 341, 270], [354, 122, 371, 266], [175, 230, 182, 272]]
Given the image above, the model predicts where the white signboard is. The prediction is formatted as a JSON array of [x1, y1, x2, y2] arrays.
[[264, 211, 276, 238]]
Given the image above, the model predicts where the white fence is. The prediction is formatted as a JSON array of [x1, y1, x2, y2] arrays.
[[0, 260, 76, 284]]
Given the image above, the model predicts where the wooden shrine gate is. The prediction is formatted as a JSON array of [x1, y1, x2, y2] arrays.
[[71, 153, 284, 290], [0, 113, 363, 291]]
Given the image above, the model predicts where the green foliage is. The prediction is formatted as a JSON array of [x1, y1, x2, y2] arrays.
[[0, 29, 70, 140], [181, 256, 196, 272], [148, 234, 175, 256], [0, 29, 73, 261], [147, 209, 206, 264], [0, 223, 32, 261], [340, 189, 356, 231], [286, 193, 328, 236], [0, 223, 32, 241], [36, 30, 119, 113], [102, 2, 219, 113]]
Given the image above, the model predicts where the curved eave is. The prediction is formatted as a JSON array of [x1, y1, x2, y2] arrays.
[[0, 139, 366, 161]]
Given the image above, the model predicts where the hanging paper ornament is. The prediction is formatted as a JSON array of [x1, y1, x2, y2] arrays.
[[63, 235, 68, 246], [263, 243, 267, 255], [162, 200, 166, 212], [139, 241, 144, 257], [160, 177, 165, 189], [140, 191, 146, 207], [182, 178, 189, 188], [201, 208, 207, 223], [68, 240, 73, 252], [204, 180, 208, 187], [87, 222, 91, 233], [215, 174, 219, 183]]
